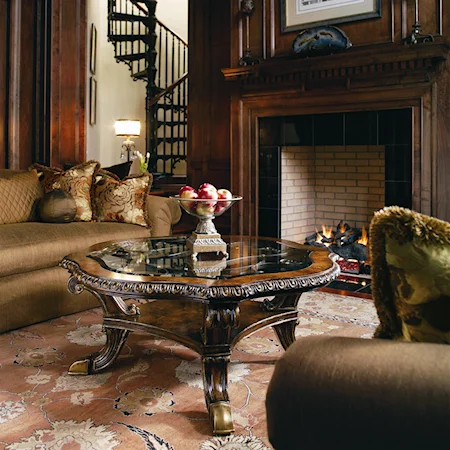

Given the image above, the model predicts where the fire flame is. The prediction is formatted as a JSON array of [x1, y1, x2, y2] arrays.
[[316, 225, 333, 247], [339, 223, 347, 233], [357, 226, 369, 246], [315, 228, 321, 243], [321, 225, 333, 238]]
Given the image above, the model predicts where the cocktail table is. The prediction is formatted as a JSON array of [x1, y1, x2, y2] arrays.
[[60, 235, 339, 435]]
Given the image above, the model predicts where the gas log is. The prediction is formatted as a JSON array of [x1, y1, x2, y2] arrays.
[[304, 222, 370, 273]]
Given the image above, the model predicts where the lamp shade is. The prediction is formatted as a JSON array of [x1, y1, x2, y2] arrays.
[[115, 120, 141, 137]]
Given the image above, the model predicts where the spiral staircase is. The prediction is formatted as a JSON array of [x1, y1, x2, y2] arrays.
[[107, 0, 188, 178]]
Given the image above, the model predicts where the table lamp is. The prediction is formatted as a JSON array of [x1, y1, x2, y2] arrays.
[[114, 119, 141, 162]]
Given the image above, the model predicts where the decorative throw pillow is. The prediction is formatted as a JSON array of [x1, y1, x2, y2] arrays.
[[370, 206, 450, 344], [0, 169, 43, 224], [103, 161, 133, 179], [38, 190, 77, 223], [93, 172, 152, 227], [30, 160, 100, 222]]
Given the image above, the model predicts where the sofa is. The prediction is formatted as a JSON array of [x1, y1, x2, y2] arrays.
[[0, 165, 181, 333], [266, 207, 450, 449]]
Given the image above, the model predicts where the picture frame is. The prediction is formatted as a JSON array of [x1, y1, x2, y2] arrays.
[[89, 23, 97, 75], [281, 0, 381, 33], [89, 77, 97, 126]]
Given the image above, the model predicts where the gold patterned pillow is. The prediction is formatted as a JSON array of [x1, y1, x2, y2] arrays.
[[30, 161, 100, 222], [93, 172, 152, 227], [0, 170, 43, 224]]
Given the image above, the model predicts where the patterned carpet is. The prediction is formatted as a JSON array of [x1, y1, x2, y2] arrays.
[[0, 292, 379, 450]]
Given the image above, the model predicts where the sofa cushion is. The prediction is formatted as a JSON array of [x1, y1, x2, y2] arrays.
[[93, 172, 152, 227], [0, 170, 43, 225], [0, 221, 151, 277], [30, 161, 100, 222]]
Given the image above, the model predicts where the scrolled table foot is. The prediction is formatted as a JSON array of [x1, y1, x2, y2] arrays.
[[68, 358, 91, 375], [203, 354, 235, 434], [68, 328, 130, 375], [209, 401, 234, 435]]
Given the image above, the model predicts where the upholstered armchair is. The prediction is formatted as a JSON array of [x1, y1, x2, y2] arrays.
[[266, 206, 450, 450]]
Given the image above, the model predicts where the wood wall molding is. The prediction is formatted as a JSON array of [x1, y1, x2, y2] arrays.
[[50, 0, 86, 168], [0, 0, 86, 169], [222, 43, 448, 85], [7, 0, 38, 169], [0, 0, 8, 168]]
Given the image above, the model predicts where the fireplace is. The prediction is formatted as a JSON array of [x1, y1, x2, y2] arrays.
[[258, 109, 413, 242]]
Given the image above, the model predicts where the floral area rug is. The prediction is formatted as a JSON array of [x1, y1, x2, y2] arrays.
[[0, 292, 378, 450]]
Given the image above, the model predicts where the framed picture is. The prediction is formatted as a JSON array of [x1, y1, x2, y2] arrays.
[[281, 0, 381, 33], [89, 77, 97, 125], [89, 23, 97, 75]]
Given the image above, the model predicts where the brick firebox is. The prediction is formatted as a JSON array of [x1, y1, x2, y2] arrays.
[[281, 145, 385, 243]]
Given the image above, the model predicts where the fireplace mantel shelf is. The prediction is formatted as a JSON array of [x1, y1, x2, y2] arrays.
[[222, 42, 449, 84]]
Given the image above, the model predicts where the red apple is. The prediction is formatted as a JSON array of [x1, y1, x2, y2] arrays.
[[195, 202, 216, 217], [179, 187, 198, 211], [198, 182, 217, 192], [198, 185, 218, 207], [215, 188, 233, 213], [179, 185, 196, 196]]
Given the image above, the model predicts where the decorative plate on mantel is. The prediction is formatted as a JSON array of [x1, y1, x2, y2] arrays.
[[292, 26, 352, 58]]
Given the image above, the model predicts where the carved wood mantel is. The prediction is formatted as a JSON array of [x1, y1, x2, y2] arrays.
[[222, 43, 448, 88], [222, 42, 450, 235]]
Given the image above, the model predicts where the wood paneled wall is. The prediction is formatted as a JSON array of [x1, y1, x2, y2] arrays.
[[188, 0, 232, 191], [0, 0, 86, 170], [188, 0, 450, 232], [50, 0, 86, 169], [231, 0, 448, 63], [0, 0, 7, 169]]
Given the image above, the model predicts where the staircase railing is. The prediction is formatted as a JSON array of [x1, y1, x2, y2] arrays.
[[107, 0, 188, 176], [148, 73, 188, 175]]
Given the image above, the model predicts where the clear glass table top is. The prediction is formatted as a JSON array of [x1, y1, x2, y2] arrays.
[[87, 236, 313, 280]]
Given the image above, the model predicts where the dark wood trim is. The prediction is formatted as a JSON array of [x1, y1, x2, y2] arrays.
[[434, 58, 450, 220], [0, 0, 85, 170], [222, 42, 448, 82], [8, 0, 37, 169], [34, 0, 52, 165], [0, 0, 8, 169], [50, 0, 86, 168]]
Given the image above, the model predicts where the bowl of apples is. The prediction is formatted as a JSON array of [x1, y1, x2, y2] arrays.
[[171, 184, 242, 258]]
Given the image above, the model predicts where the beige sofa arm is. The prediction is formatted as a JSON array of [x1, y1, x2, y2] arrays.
[[145, 195, 182, 237]]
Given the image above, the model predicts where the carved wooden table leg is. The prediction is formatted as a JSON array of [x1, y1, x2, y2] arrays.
[[202, 302, 239, 435], [68, 327, 130, 375], [203, 355, 234, 435], [266, 293, 303, 350], [66, 280, 139, 375]]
